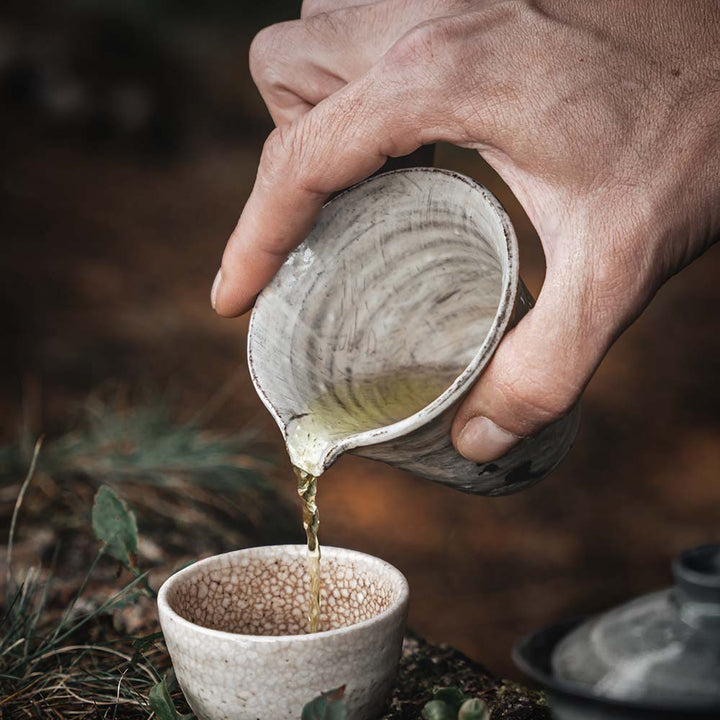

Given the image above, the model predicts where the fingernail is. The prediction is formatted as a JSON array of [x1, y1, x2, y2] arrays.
[[210, 268, 222, 310], [457, 416, 522, 463]]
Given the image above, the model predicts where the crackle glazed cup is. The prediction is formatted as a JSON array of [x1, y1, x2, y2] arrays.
[[157, 545, 409, 720], [247, 168, 580, 495]]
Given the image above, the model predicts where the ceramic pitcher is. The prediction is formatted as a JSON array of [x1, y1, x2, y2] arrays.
[[247, 168, 579, 495]]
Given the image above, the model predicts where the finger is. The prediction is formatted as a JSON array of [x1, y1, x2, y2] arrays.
[[301, 0, 377, 19], [213, 45, 454, 316], [450, 256, 641, 462], [250, 0, 460, 125]]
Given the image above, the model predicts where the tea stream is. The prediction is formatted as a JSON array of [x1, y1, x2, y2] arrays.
[[287, 367, 460, 632]]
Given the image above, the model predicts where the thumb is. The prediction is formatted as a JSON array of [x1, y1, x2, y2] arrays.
[[451, 264, 622, 463]]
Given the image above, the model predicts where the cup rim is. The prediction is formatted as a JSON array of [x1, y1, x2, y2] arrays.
[[247, 167, 519, 470], [157, 544, 410, 644]]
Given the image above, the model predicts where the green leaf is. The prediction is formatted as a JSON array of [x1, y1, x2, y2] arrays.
[[301, 686, 347, 720], [302, 695, 327, 720], [459, 698, 489, 720], [92, 485, 138, 566], [434, 687, 466, 710], [422, 699, 457, 720], [149, 677, 182, 720]]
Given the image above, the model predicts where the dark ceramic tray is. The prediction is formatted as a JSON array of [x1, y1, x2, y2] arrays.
[[513, 617, 720, 720]]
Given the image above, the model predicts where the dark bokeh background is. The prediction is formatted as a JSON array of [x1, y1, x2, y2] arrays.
[[2, 0, 719, 679]]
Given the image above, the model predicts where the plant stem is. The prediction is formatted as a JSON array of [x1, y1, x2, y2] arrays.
[[6, 437, 43, 592]]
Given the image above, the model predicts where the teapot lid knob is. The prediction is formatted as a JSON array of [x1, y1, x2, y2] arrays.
[[673, 544, 720, 621]]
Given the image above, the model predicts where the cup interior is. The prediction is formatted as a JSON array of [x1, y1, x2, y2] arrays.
[[162, 545, 408, 636], [248, 169, 514, 466]]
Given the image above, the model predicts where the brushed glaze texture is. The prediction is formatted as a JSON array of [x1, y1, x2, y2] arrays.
[[158, 545, 409, 720], [247, 168, 579, 494]]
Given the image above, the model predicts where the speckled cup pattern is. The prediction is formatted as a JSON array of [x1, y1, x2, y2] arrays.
[[158, 545, 409, 720], [247, 168, 580, 496], [165, 550, 396, 636]]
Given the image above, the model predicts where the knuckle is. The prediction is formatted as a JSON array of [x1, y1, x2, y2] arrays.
[[259, 127, 296, 186], [248, 25, 278, 84], [303, 9, 345, 42], [300, 0, 351, 18], [300, 0, 324, 18], [487, 0, 534, 25], [433, 0, 473, 11], [497, 370, 576, 426], [249, 23, 295, 87], [260, 124, 321, 193], [473, 0, 540, 41], [386, 19, 452, 70]]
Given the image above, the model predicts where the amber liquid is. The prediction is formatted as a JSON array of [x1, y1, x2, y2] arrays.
[[294, 467, 321, 633], [287, 367, 459, 633]]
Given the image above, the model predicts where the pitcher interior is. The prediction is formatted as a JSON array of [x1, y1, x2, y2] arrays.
[[249, 170, 508, 452]]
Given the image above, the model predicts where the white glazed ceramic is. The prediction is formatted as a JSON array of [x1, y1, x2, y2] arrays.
[[247, 168, 580, 495], [158, 545, 409, 720]]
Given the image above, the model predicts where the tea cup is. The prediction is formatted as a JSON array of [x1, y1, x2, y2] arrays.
[[158, 545, 409, 720]]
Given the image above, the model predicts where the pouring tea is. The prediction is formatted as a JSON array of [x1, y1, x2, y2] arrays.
[[248, 168, 579, 493], [247, 168, 580, 632]]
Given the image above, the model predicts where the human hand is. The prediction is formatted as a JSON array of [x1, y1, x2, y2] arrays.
[[212, 0, 720, 463]]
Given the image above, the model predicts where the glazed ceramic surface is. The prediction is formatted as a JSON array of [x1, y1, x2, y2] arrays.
[[158, 545, 409, 720], [247, 168, 579, 495], [514, 545, 720, 720], [553, 545, 720, 705]]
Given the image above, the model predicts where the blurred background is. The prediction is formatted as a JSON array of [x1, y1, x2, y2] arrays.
[[1, 0, 719, 681]]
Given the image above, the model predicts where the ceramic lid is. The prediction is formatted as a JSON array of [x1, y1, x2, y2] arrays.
[[552, 545, 720, 706]]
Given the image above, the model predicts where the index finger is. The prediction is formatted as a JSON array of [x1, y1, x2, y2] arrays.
[[212, 66, 433, 317]]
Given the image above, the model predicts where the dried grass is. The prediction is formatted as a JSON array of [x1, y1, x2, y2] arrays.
[[0, 397, 291, 719]]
